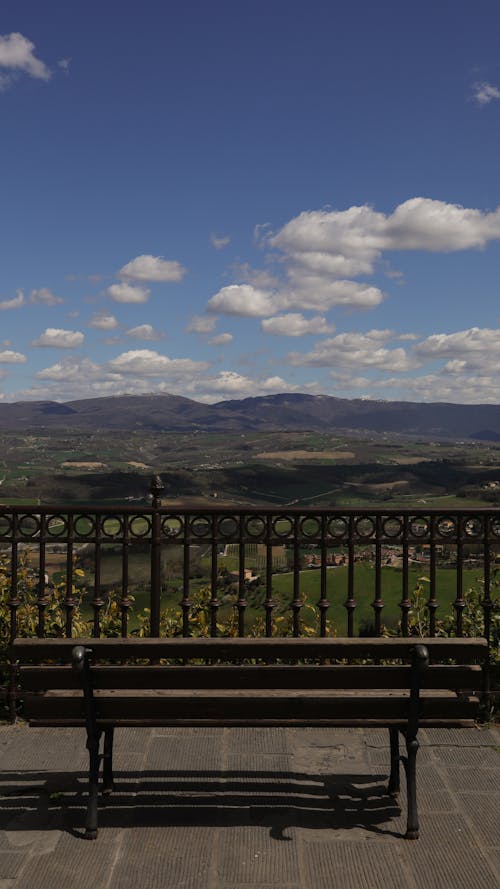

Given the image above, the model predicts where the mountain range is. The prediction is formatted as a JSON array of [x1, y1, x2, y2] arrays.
[[1, 393, 500, 440]]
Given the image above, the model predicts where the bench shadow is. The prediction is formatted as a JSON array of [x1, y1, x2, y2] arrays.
[[0, 769, 404, 840]]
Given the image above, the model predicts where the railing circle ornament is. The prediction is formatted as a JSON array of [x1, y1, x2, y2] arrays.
[[217, 516, 240, 538], [161, 516, 183, 538], [436, 516, 457, 539], [46, 515, 67, 538], [300, 516, 321, 538], [382, 516, 403, 538], [490, 517, 500, 539], [0, 515, 12, 538], [462, 516, 483, 539], [101, 515, 123, 538], [129, 515, 152, 538], [327, 517, 348, 539], [272, 515, 294, 538], [409, 517, 429, 538], [190, 516, 212, 538], [354, 516, 376, 539], [74, 515, 95, 538], [244, 516, 266, 538], [19, 515, 41, 538]]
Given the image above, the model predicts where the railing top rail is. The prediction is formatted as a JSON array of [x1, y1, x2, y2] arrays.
[[1, 503, 500, 516]]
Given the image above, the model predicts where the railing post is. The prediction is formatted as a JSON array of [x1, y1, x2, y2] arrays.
[[150, 475, 164, 637]]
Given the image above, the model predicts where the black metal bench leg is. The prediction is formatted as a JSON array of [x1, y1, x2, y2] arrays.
[[387, 727, 400, 796], [402, 732, 419, 840], [84, 731, 102, 840], [102, 728, 114, 795]]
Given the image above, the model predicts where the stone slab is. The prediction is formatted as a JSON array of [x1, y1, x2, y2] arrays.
[[108, 826, 213, 889], [226, 727, 290, 755], [215, 825, 299, 885], [15, 830, 121, 889], [301, 839, 416, 889], [421, 727, 500, 746]]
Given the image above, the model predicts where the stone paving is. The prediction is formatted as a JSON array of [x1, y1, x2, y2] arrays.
[[0, 723, 498, 888]]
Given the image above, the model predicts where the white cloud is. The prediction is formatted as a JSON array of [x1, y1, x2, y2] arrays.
[[186, 315, 217, 334], [107, 349, 208, 377], [32, 328, 84, 348], [125, 324, 163, 341], [288, 329, 416, 372], [118, 254, 186, 282], [89, 312, 119, 330], [207, 284, 278, 317], [107, 282, 150, 303], [188, 371, 298, 401], [29, 287, 64, 306], [208, 333, 233, 345], [0, 350, 26, 363], [415, 326, 500, 369], [0, 290, 24, 310], [201, 198, 500, 322], [0, 33, 51, 89], [210, 233, 230, 250], [58, 58, 71, 72], [472, 81, 500, 106], [36, 357, 102, 381], [261, 313, 335, 336]]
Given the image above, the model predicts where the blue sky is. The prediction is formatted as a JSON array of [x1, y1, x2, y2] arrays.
[[1, 0, 500, 405]]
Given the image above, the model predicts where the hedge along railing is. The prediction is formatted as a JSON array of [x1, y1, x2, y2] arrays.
[[1, 476, 499, 717]]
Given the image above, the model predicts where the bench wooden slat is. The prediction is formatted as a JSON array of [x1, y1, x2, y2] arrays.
[[22, 690, 479, 723], [12, 635, 489, 662], [18, 663, 483, 691]]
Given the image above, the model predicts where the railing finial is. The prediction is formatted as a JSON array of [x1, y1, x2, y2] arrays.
[[150, 475, 165, 508]]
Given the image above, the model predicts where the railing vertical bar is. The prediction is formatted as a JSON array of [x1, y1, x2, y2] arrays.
[[65, 514, 75, 638], [210, 533, 219, 638], [483, 518, 492, 651], [373, 516, 383, 635], [291, 515, 302, 638], [93, 518, 103, 638], [237, 518, 247, 637], [346, 517, 356, 637], [318, 514, 329, 638], [181, 517, 191, 637], [400, 515, 410, 636], [427, 515, 438, 637], [264, 515, 274, 638], [150, 502, 162, 639], [120, 516, 130, 638], [454, 519, 465, 636], [8, 514, 19, 721], [37, 514, 47, 638]]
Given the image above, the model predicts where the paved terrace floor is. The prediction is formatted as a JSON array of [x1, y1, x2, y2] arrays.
[[0, 723, 498, 889]]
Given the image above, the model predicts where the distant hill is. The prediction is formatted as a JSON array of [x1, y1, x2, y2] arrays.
[[1, 392, 500, 440]]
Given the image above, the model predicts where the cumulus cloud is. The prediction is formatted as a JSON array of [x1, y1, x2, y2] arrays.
[[208, 333, 233, 345], [189, 371, 298, 401], [0, 33, 51, 89], [472, 81, 500, 106], [261, 313, 335, 337], [107, 282, 150, 303], [288, 329, 417, 372], [36, 357, 103, 381], [208, 198, 500, 322], [186, 315, 217, 334], [107, 349, 208, 377], [210, 233, 230, 250], [415, 326, 500, 370], [208, 284, 279, 317], [29, 288, 64, 306], [125, 324, 163, 341], [88, 312, 119, 330], [31, 328, 84, 348], [0, 290, 24, 310], [118, 254, 186, 282], [0, 350, 26, 363]]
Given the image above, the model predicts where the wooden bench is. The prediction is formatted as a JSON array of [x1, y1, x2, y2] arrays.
[[12, 636, 488, 840]]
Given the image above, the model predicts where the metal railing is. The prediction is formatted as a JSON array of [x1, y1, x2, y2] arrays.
[[1, 476, 499, 644]]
